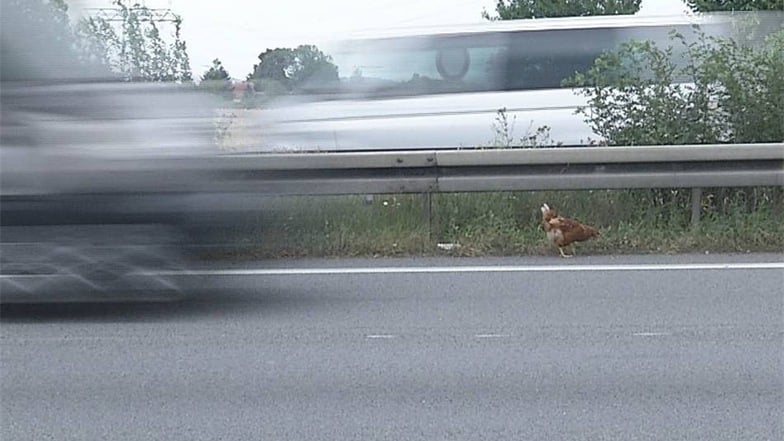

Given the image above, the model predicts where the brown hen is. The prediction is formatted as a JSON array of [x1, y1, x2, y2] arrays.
[[540, 203, 599, 258]]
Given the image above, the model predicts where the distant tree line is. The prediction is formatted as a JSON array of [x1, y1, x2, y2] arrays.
[[482, 0, 782, 20], [482, 0, 642, 20], [686, 0, 784, 11]]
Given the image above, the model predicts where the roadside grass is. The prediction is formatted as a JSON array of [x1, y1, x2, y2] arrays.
[[204, 188, 784, 260]]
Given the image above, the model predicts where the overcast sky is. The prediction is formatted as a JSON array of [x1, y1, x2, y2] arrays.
[[69, 0, 690, 80]]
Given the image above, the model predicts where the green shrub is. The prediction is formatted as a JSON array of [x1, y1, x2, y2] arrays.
[[562, 24, 783, 226], [566, 28, 784, 145]]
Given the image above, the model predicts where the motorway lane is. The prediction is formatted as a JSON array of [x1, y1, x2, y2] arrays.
[[1, 254, 782, 440]]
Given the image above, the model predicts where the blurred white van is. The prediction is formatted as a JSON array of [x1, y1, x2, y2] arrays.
[[252, 14, 740, 152]]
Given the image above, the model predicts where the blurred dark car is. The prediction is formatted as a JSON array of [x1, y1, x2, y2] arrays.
[[1, 5, 220, 302]]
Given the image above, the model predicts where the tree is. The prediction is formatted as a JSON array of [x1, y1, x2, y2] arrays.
[[76, 0, 192, 82], [248, 45, 339, 94], [198, 58, 233, 99], [686, 0, 784, 11], [200, 59, 230, 83], [0, 0, 100, 80], [483, 0, 642, 20]]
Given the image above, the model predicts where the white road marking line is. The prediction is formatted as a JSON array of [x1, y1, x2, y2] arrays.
[[1, 335, 188, 343], [632, 332, 672, 337], [141, 262, 784, 277], [365, 334, 396, 339], [475, 334, 511, 339]]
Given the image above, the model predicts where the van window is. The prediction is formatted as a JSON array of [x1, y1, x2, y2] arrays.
[[328, 32, 509, 97], [317, 23, 709, 99]]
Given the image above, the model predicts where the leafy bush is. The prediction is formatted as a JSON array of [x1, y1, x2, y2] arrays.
[[563, 26, 784, 220], [566, 27, 784, 145], [700, 30, 784, 142]]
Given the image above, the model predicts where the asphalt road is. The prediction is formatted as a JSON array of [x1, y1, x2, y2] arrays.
[[2, 254, 782, 441]]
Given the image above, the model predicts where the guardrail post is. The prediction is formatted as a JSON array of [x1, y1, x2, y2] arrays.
[[691, 187, 702, 226], [773, 186, 783, 223], [422, 192, 432, 239]]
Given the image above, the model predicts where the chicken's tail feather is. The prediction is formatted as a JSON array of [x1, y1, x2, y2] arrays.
[[584, 225, 600, 238]]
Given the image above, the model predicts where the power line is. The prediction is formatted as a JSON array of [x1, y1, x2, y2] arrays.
[[84, 7, 179, 23]]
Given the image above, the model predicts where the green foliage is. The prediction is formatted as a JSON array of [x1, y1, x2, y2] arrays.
[[199, 58, 232, 97], [76, 0, 192, 82], [686, 0, 784, 12], [565, 29, 784, 145], [563, 29, 783, 227], [565, 36, 720, 145], [248, 45, 339, 95], [699, 31, 784, 142], [489, 108, 561, 148], [0, 0, 96, 80], [201, 58, 231, 82], [204, 189, 784, 259], [483, 0, 641, 20], [201, 58, 230, 81]]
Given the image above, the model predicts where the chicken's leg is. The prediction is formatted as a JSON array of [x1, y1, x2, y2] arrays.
[[558, 247, 573, 258]]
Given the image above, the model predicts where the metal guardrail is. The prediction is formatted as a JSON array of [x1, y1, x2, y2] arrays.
[[210, 143, 784, 195]]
